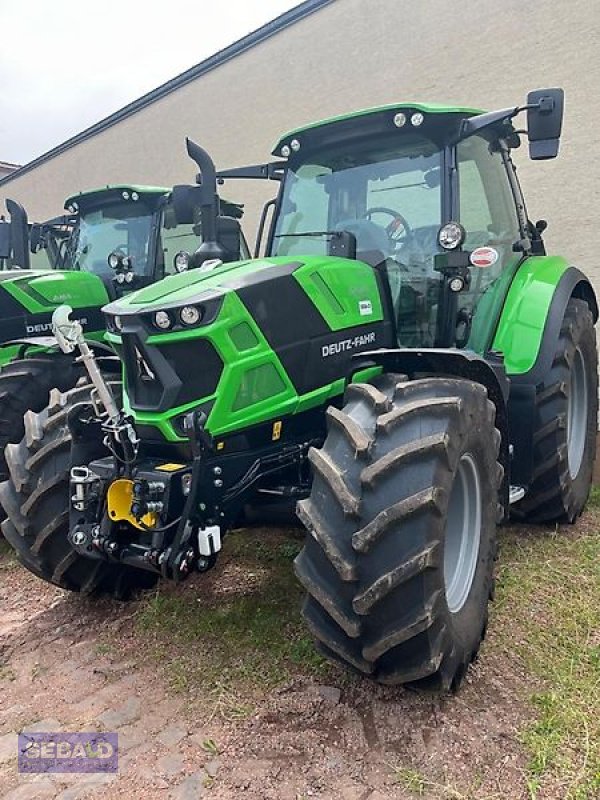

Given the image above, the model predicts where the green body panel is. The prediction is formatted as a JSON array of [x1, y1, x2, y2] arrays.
[[293, 258, 383, 330], [119, 255, 381, 316], [274, 102, 484, 152], [108, 255, 386, 440], [492, 255, 570, 374], [1, 270, 109, 313]]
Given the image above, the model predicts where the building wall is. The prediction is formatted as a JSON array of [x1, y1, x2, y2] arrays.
[[1, 0, 599, 288]]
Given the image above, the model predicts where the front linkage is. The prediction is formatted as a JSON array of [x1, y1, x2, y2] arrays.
[[54, 306, 315, 582]]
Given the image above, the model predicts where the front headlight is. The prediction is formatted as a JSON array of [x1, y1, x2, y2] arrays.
[[179, 305, 202, 326], [153, 310, 173, 330], [174, 251, 190, 273], [438, 222, 466, 251]]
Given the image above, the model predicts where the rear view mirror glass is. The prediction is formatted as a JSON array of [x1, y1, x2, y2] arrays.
[[527, 88, 564, 160]]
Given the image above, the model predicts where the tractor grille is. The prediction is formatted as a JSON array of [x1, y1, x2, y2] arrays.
[[121, 332, 223, 412]]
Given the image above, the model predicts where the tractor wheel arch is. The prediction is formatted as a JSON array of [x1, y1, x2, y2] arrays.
[[505, 268, 598, 493]]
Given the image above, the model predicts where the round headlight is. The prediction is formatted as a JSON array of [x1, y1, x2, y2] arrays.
[[449, 276, 465, 293], [124, 271, 134, 283], [122, 191, 130, 200], [153, 310, 172, 330], [174, 251, 190, 273], [281, 144, 291, 158], [107, 252, 120, 269], [393, 112, 407, 128], [179, 305, 201, 326], [411, 112, 425, 127], [438, 222, 466, 251], [290, 138, 300, 152], [121, 255, 132, 269], [113, 315, 123, 331], [131, 191, 139, 201], [116, 272, 125, 284]]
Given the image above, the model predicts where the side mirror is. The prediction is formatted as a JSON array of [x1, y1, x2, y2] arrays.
[[5, 199, 30, 269], [527, 88, 564, 160], [0, 219, 10, 260], [171, 185, 197, 225], [216, 217, 242, 262]]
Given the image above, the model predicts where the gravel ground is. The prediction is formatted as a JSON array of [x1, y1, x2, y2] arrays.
[[0, 532, 537, 800]]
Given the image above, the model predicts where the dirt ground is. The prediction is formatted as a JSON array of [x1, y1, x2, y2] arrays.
[[0, 523, 570, 800]]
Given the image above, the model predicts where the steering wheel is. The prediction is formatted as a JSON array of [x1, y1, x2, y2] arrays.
[[366, 206, 412, 243]]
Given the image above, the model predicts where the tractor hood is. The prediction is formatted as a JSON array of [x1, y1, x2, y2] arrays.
[[0, 269, 109, 341], [103, 257, 299, 314]]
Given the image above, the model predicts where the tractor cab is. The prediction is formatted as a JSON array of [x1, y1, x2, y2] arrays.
[[61, 185, 248, 295], [256, 91, 563, 352]]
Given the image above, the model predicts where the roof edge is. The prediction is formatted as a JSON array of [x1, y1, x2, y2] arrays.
[[0, 0, 334, 189]]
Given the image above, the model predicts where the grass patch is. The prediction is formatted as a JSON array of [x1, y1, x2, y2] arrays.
[[494, 522, 600, 799], [135, 528, 330, 703], [388, 763, 486, 799]]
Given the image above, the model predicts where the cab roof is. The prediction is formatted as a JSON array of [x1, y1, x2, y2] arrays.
[[64, 185, 243, 218], [273, 102, 485, 156]]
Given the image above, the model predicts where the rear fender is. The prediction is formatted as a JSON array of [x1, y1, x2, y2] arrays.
[[495, 262, 597, 486], [493, 259, 597, 379]]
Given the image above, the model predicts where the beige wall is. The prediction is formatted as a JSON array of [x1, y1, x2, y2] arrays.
[[2, 0, 600, 288]]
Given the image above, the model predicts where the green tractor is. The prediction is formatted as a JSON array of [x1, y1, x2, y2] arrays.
[[2, 88, 597, 689], [0, 185, 248, 485]]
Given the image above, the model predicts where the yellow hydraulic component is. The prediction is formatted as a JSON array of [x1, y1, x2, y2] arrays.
[[155, 463, 185, 472], [107, 478, 157, 531]]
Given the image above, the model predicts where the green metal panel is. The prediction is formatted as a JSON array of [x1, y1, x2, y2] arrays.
[[64, 185, 169, 208], [110, 255, 387, 441], [1, 271, 109, 313], [492, 255, 570, 374], [292, 258, 383, 331], [274, 102, 484, 153]]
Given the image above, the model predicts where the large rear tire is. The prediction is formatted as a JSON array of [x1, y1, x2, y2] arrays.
[[0, 383, 158, 598], [0, 354, 82, 483], [515, 298, 598, 523], [295, 375, 502, 690]]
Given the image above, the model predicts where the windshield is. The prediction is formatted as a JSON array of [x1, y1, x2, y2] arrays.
[[65, 202, 154, 277], [272, 135, 444, 346]]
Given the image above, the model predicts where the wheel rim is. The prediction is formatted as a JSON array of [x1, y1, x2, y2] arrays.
[[443, 453, 482, 614], [567, 347, 588, 479]]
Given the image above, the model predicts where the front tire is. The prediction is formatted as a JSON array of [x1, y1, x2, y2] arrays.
[[295, 375, 502, 690], [0, 354, 82, 483], [0, 383, 158, 598]]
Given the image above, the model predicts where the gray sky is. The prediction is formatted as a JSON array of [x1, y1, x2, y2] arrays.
[[0, 0, 300, 166]]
